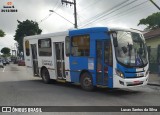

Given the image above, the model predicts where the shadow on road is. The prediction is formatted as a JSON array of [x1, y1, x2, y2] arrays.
[[0, 78, 143, 97], [24, 78, 142, 95]]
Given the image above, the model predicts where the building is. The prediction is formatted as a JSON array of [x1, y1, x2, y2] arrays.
[[144, 28, 160, 73], [144, 28, 160, 48]]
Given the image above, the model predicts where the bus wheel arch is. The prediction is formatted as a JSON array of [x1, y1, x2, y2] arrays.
[[41, 66, 51, 84], [80, 70, 94, 91]]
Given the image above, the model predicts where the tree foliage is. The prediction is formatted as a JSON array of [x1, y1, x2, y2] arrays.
[[138, 12, 160, 30], [1, 47, 10, 55], [14, 20, 42, 52], [0, 29, 5, 37]]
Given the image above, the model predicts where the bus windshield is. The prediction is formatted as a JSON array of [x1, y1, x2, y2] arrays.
[[114, 31, 148, 67]]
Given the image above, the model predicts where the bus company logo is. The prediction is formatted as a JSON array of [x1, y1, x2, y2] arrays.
[[1, 106, 42, 112], [1, 1, 18, 13], [42, 60, 53, 66], [2, 107, 11, 112]]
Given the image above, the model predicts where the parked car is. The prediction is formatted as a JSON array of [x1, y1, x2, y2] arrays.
[[6, 60, 10, 64], [0, 60, 4, 68], [18, 60, 25, 66], [2, 60, 6, 66], [14, 59, 18, 64]]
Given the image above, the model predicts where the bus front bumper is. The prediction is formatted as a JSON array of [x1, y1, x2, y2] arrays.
[[113, 73, 149, 88]]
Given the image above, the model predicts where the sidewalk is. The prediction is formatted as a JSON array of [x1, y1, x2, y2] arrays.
[[148, 74, 160, 86]]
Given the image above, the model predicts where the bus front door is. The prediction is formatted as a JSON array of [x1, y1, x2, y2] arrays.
[[96, 40, 113, 86], [31, 44, 39, 76], [55, 42, 65, 79]]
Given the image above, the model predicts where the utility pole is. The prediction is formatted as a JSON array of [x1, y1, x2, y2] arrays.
[[149, 0, 160, 10], [61, 0, 78, 28]]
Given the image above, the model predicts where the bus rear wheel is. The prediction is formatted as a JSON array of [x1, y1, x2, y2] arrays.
[[41, 68, 50, 84], [80, 72, 94, 91]]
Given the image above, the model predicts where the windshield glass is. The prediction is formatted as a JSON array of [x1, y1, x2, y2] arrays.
[[114, 31, 148, 67]]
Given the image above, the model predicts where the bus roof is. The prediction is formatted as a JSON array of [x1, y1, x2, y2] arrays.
[[24, 27, 142, 40], [24, 31, 68, 40], [109, 27, 142, 34], [69, 27, 108, 35], [69, 27, 142, 35]]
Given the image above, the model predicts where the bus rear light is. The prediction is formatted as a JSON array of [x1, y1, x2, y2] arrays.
[[104, 67, 108, 73]]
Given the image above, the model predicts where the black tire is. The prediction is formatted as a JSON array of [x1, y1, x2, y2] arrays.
[[41, 68, 51, 84], [80, 72, 94, 91]]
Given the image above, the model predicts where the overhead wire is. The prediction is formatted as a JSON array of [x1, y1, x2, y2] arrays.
[[99, 0, 149, 25], [38, 0, 153, 28], [78, 0, 131, 26], [39, 0, 62, 24], [79, 0, 139, 28], [78, 0, 130, 27], [53, 0, 61, 11], [78, 0, 100, 13], [103, 1, 151, 25]]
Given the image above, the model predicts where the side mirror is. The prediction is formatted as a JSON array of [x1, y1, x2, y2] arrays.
[[112, 32, 118, 47]]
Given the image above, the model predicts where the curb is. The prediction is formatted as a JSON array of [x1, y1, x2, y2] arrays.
[[147, 83, 160, 87]]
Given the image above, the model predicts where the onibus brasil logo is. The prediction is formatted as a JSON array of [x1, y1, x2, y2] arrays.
[[1, 1, 18, 12]]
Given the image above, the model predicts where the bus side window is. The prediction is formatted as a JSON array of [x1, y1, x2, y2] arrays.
[[38, 38, 52, 56], [25, 40, 30, 56], [65, 36, 70, 56], [71, 35, 90, 57], [104, 41, 113, 66]]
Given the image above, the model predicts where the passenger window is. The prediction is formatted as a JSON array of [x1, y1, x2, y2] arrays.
[[38, 38, 52, 56], [104, 41, 113, 66], [25, 40, 30, 56], [71, 35, 90, 56], [65, 36, 70, 56]]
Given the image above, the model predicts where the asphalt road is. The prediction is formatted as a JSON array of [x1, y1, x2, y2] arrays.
[[0, 64, 160, 114]]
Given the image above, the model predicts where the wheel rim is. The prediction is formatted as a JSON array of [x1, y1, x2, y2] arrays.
[[83, 75, 92, 87], [43, 70, 48, 81]]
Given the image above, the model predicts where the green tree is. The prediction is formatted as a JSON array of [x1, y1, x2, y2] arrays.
[[14, 20, 42, 53], [1, 47, 10, 55], [138, 12, 160, 30], [0, 29, 5, 37]]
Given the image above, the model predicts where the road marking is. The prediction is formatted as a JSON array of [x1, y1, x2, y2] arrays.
[[2, 68, 5, 72]]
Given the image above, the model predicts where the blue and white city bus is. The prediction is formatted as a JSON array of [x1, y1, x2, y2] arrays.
[[24, 27, 149, 91]]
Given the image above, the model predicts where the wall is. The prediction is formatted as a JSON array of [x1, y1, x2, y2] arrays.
[[145, 36, 160, 73], [146, 36, 160, 48]]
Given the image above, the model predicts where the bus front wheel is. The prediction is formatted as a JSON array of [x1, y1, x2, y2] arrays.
[[41, 68, 50, 84], [80, 72, 94, 91]]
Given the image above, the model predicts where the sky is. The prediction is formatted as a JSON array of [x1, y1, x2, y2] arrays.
[[0, 0, 160, 52]]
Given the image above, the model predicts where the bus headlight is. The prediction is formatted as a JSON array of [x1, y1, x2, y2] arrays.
[[116, 69, 124, 78]]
